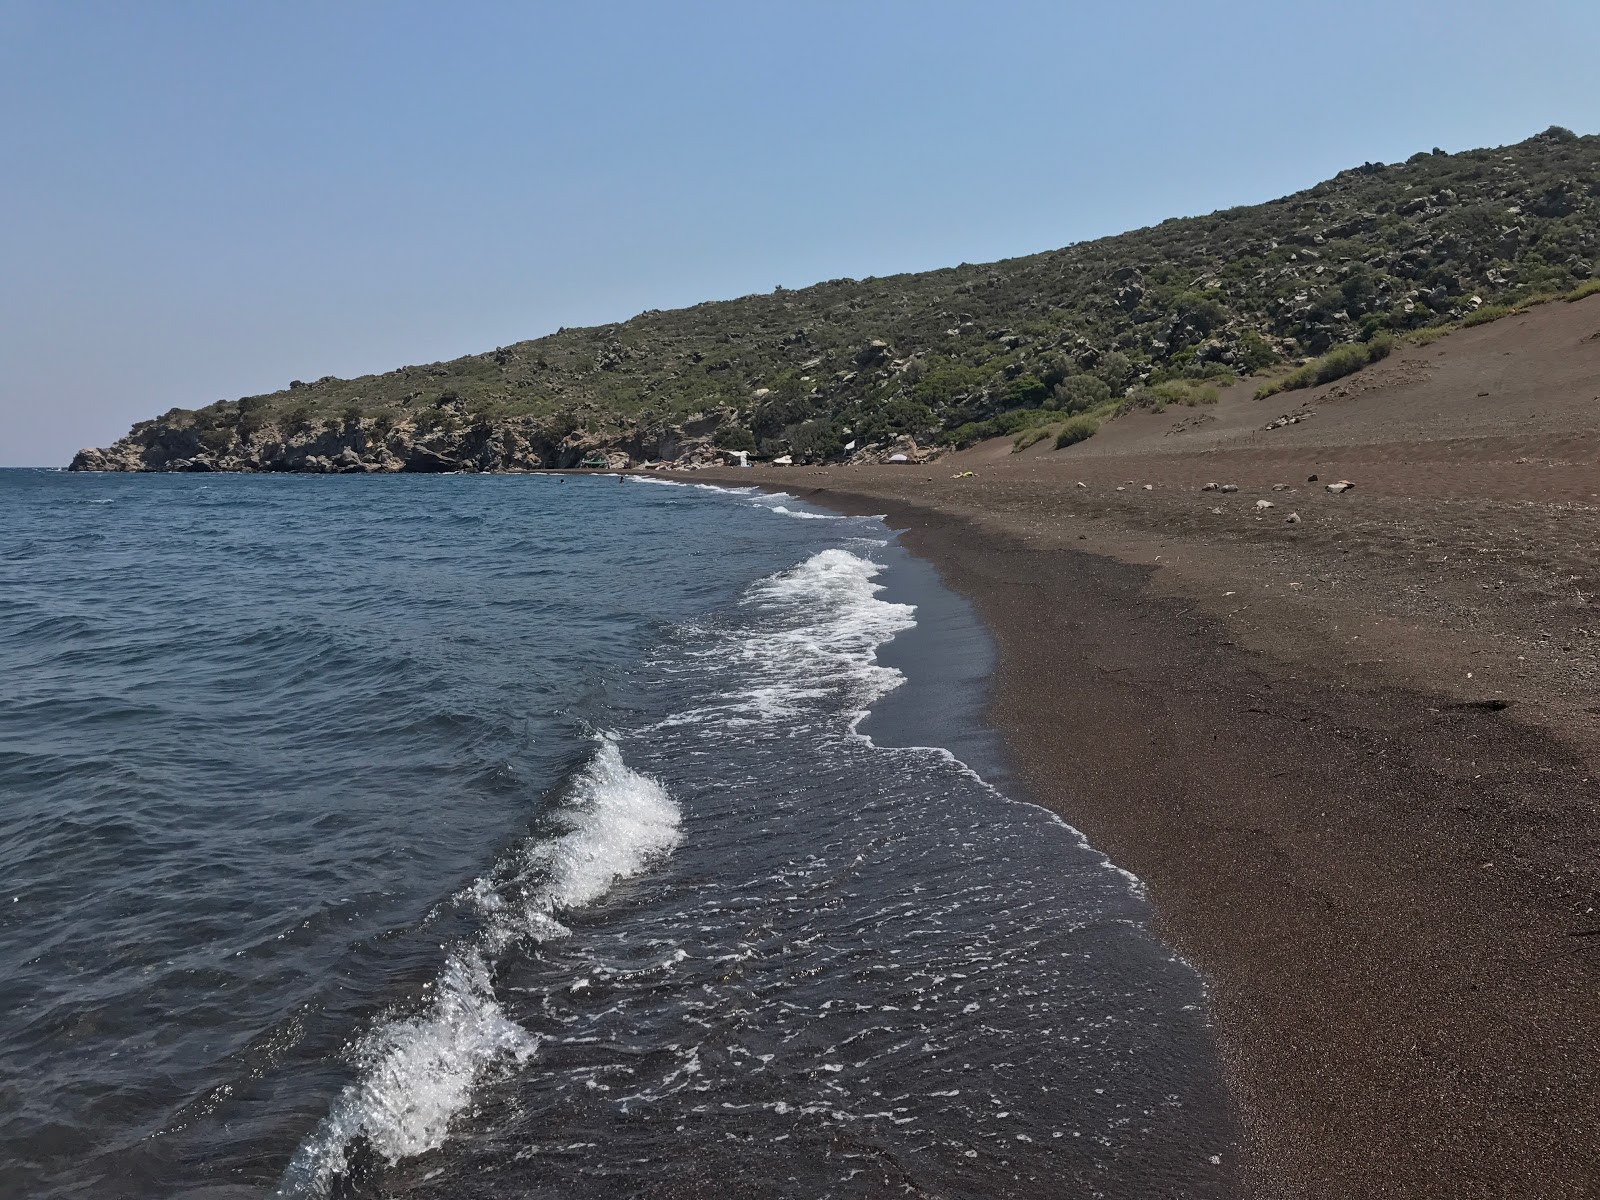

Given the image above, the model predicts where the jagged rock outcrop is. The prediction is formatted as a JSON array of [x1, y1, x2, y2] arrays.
[[68, 411, 737, 474]]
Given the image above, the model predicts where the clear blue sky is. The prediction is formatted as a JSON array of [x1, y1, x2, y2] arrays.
[[2, 0, 1597, 465]]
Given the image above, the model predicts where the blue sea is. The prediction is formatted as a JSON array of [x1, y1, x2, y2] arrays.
[[0, 469, 1234, 1198]]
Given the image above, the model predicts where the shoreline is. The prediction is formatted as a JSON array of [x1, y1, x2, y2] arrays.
[[851, 526, 1243, 1189], [686, 469, 1600, 1199]]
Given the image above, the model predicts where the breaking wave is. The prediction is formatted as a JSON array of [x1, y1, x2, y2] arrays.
[[277, 735, 679, 1197], [764, 504, 848, 520], [649, 548, 915, 732]]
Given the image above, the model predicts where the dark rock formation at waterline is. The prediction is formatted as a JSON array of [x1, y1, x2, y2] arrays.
[[69, 406, 731, 473]]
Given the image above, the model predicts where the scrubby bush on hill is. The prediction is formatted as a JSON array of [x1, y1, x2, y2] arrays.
[[1012, 424, 1056, 451], [1254, 334, 1395, 399], [1123, 380, 1221, 412], [1054, 414, 1101, 448], [1235, 330, 1280, 373], [1003, 374, 1049, 408], [942, 405, 1061, 449], [1461, 303, 1515, 327], [1052, 374, 1112, 412], [1092, 349, 1136, 391], [713, 424, 756, 452]]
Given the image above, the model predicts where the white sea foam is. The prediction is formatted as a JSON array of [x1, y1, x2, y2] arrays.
[[674, 549, 917, 728], [624, 476, 762, 498], [628, 477, 853, 518], [765, 505, 847, 520], [278, 735, 678, 1197], [704, 546, 1152, 905], [492, 735, 682, 933], [283, 948, 535, 1194]]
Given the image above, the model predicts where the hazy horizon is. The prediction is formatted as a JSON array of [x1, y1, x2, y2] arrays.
[[3, 0, 1599, 466]]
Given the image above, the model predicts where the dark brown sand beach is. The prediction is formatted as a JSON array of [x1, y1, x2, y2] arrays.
[[686, 294, 1600, 1198]]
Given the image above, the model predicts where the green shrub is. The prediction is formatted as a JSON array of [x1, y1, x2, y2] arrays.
[[1513, 290, 1563, 308], [940, 421, 987, 449], [1564, 279, 1600, 302], [1236, 330, 1280, 373], [912, 359, 988, 407], [1012, 424, 1057, 451], [1461, 304, 1514, 327], [1254, 335, 1392, 399], [1092, 350, 1135, 391], [1174, 290, 1228, 334], [982, 408, 1056, 438], [713, 423, 756, 451], [1003, 374, 1048, 408], [785, 418, 841, 461], [938, 405, 1059, 449], [1123, 380, 1219, 412], [1181, 361, 1237, 382], [238, 396, 270, 436], [854, 397, 935, 442], [1054, 414, 1100, 448], [1407, 323, 1452, 346], [1052, 374, 1112, 413]]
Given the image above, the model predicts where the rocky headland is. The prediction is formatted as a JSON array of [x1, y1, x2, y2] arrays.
[[69, 401, 730, 474], [72, 127, 1598, 475]]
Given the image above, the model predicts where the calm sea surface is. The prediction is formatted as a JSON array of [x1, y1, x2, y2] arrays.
[[0, 470, 1234, 1198]]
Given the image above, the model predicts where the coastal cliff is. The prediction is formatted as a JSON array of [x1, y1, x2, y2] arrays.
[[71, 126, 1599, 472]]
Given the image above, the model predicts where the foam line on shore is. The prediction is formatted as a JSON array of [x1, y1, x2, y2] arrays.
[[643, 482, 1154, 904]]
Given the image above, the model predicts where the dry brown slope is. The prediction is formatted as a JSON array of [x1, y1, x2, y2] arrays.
[[1025, 289, 1600, 493]]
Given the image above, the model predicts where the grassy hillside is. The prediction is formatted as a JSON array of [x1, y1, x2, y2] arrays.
[[86, 126, 1599, 469]]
